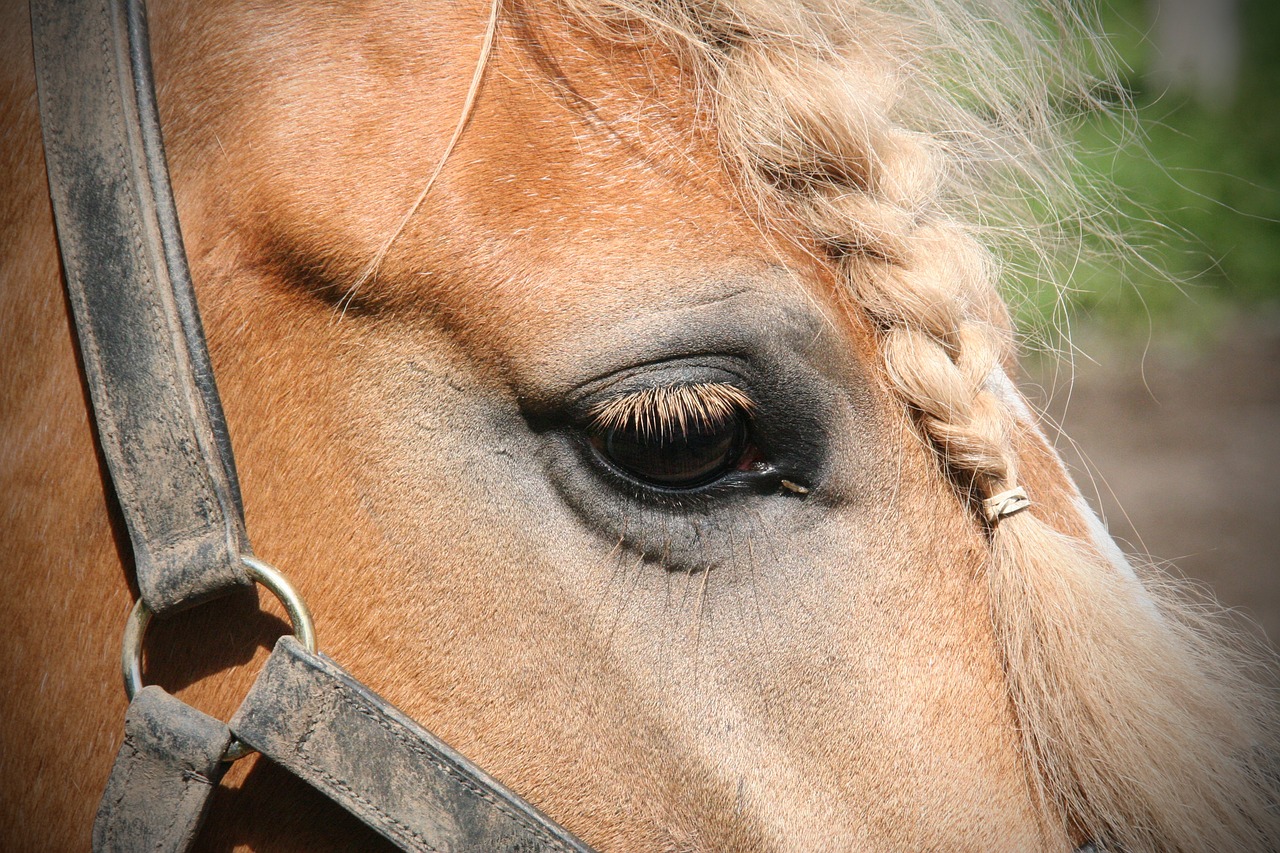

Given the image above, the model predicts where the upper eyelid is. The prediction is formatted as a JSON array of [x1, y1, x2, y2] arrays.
[[586, 382, 756, 440], [560, 355, 751, 409]]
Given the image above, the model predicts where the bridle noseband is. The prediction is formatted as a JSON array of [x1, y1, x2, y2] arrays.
[[31, 0, 593, 849]]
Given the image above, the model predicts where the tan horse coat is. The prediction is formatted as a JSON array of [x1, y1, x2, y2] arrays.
[[2, 1, 1275, 850]]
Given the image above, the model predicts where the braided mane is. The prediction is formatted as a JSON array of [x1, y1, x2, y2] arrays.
[[561, 0, 1280, 848]]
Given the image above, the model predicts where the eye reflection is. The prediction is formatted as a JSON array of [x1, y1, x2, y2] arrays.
[[594, 415, 748, 488], [587, 383, 754, 490]]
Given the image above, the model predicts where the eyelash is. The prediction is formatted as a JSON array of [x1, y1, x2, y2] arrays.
[[585, 382, 756, 438]]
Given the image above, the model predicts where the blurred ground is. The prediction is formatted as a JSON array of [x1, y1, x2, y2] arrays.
[[1024, 309, 1280, 645]]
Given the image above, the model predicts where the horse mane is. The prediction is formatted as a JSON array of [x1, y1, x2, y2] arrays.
[[547, 0, 1280, 848]]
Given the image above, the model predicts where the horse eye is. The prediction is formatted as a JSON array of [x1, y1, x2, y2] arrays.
[[591, 414, 749, 490]]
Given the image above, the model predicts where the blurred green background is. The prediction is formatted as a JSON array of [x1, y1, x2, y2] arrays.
[[1017, 0, 1280, 643], [1017, 0, 1280, 336]]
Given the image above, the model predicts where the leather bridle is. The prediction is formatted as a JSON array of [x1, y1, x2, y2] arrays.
[[31, 0, 594, 849]]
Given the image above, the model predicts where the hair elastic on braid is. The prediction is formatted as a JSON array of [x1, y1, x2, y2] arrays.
[[982, 486, 1031, 522]]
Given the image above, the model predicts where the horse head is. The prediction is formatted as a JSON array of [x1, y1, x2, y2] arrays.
[[1, 0, 1276, 850]]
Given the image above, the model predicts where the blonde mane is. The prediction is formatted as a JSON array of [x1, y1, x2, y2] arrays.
[[553, 0, 1279, 848]]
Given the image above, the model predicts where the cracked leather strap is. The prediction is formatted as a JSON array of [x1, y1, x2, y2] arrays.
[[93, 687, 233, 853], [231, 637, 596, 853], [32, 0, 250, 616]]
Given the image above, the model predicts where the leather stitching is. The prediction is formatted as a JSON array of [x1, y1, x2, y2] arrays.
[[295, 675, 575, 852], [313, 764, 441, 852], [294, 684, 439, 852], [99, 739, 142, 847], [96, 0, 160, 552], [156, 762, 196, 853]]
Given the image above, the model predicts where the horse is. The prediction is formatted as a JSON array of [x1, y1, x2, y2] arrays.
[[2, 0, 1277, 849]]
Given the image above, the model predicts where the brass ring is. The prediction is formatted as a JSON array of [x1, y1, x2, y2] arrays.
[[121, 555, 316, 761]]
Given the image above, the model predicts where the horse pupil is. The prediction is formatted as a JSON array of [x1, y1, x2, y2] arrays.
[[602, 417, 746, 488]]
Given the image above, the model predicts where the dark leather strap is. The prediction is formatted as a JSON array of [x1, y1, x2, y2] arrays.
[[231, 638, 596, 853], [35, 2, 595, 850], [93, 687, 232, 853], [31, 0, 250, 616]]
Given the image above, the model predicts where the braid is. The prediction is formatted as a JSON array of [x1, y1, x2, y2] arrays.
[[708, 26, 1021, 509], [857, 221, 1017, 500], [729, 57, 1021, 511]]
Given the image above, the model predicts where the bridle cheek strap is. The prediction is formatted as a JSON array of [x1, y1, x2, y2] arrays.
[[32, 0, 251, 618], [31, 0, 595, 850]]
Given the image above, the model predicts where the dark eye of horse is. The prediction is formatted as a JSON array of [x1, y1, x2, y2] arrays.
[[592, 415, 749, 489]]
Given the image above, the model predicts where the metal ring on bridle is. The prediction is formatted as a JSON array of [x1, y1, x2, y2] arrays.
[[121, 556, 316, 761]]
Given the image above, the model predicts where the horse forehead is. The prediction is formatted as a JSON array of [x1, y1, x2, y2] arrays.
[[176, 0, 741, 246], [172, 2, 856, 381]]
